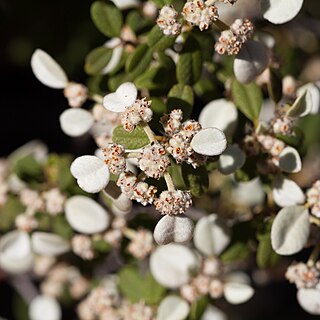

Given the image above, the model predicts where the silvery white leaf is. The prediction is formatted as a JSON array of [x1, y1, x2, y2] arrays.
[[260, 0, 304, 24], [191, 128, 227, 156], [193, 214, 231, 256], [198, 99, 238, 136], [7, 174, 27, 193], [286, 89, 312, 118], [218, 144, 246, 175], [278, 146, 302, 173], [65, 195, 110, 234], [224, 271, 251, 285], [259, 99, 275, 124], [103, 82, 137, 112], [31, 232, 70, 256], [102, 39, 123, 74], [297, 83, 320, 114], [29, 295, 62, 320], [157, 295, 190, 320], [234, 40, 269, 84], [224, 282, 254, 304], [201, 305, 227, 320], [297, 288, 320, 315], [59, 109, 94, 137], [232, 178, 266, 206], [70, 155, 110, 193], [150, 244, 199, 288], [0, 231, 33, 274], [271, 205, 310, 255], [153, 215, 194, 245], [31, 49, 68, 89], [110, 0, 139, 10], [272, 175, 305, 207], [112, 193, 132, 216]]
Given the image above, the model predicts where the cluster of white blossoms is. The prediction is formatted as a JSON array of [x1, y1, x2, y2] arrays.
[[71, 234, 95, 260], [156, 5, 182, 36], [306, 180, 320, 218], [63, 82, 88, 108], [103, 143, 126, 174], [286, 262, 320, 289], [127, 228, 154, 260], [215, 18, 254, 55]]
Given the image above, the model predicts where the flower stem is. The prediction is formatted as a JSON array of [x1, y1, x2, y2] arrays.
[[213, 19, 229, 31], [164, 172, 176, 192], [307, 244, 320, 267], [141, 123, 156, 143]]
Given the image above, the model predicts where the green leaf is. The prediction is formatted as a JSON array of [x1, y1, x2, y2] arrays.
[[108, 73, 133, 92], [188, 296, 208, 320], [182, 164, 209, 197], [118, 266, 166, 304], [151, 0, 173, 7], [232, 79, 263, 121], [125, 44, 153, 78], [276, 127, 303, 148], [168, 84, 194, 119], [147, 25, 177, 51], [90, 2, 123, 37], [52, 215, 74, 240], [13, 154, 42, 181], [176, 35, 202, 85], [221, 242, 251, 262], [13, 293, 28, 320], [168, 160, 187, 191], [84, 47, 113, 75], [113, 125, 150, 149], [0, 196, 24, 231], [92, 239, 112, 254], [135, 67, 174, 90], [126, 10, 152, 33], [267, 68, 282, 104], [257, 233, 280, 268]]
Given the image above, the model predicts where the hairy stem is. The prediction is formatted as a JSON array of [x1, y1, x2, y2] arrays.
[[164, 171, 176, 192], [141, 123, 156, 143], [307, 244, 320, 267], [213, 19, 229, 31]]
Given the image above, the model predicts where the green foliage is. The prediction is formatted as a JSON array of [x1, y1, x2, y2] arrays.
[[118, 266, 166, 304], [267, 68, 282, 103], [126, 11, 152, 34], [147, 25, 177, 51], [188, 296, 208, 320], [90, 2, 123, 37], [182, 163, 209, 197], [13, 155, 42, 182], [0, 196, 24, 231], [52, 215, 74, 240], [151, 0, 174, 7], [113, 125, 150, 149], [92, 239, 112, 254], [84, 47, 113, 75], [232, 79, 263, 121], [168, 84, 194, 119]]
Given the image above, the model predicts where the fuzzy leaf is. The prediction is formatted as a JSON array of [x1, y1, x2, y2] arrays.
[[168, 84, 194, 119], [182, 164, 209, 197], [112, 125, 149, 149], [147, 25, 177, 51], [84, 47, 113, 75], [0, 196, 25, 231]]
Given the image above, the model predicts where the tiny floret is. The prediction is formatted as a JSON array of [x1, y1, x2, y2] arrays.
[[157, 5, 182, 36], [63, 82, 88, 108], [103, 143, 127, 174]]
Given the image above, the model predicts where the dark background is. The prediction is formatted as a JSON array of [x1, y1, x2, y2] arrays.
[[0, 0, 320, 319]]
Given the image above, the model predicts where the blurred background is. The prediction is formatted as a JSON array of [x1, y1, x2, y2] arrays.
[[1, 0, 320, 319]]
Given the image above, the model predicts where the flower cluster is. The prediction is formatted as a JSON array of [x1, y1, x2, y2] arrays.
[[156, 5, 182, 36], [63, 82, 88, 108], [127, 228, 154, 260], [103, 143, 126, 174], [215, 19, 254, 55], [306, 180, 320, 218], [286, 262, 320, 289]]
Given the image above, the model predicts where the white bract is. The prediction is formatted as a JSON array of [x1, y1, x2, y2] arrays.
[[110, 0, 139, 10], [157, 295, 190, 320], [31, 232, 70, 256], [29, 295, 62, 320], [31, 49, 68, 89], [201, 305, 227, 320], [272, 175, 305, 207], [65, 195, 110, 234], [153, 215, 194, 245], [103, 82, 137, 112], [70, 155, 110, 193], [102, 38, 124, 74], [297, 83, 320, 114], [286, 89, 312, 118], [260, 0, 304, 24], [0, 231, 33, 274], [59, 109, 94, 137], [297, 288, 320, 315], [218, 144, 246, 175], [191, 128, 227, 156], [193, 214, 231, 256], [278, 146, 302, 173], [224, 282, 255, 304], [271, 206, 310, 255], [150, 244, 199, 288], [234, 40, 269, 84], [198, 99, 238, 136]]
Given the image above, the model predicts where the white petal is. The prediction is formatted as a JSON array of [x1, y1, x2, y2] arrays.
[[234, 40, 269, 84], [259, 99, 275, 123], [224, 282, 254, 304], [232, 178, 266, 206], [102, 41, 123, 75], [65, 195, 110, 234], [110, 0, 139, 10], [260, 0, 304, 24], [31, 49, 68, 89], [218, 144, 246, 175], [153, 215, 194, 245], [272, 175, 305, 207], [278, 146, 302, 173], [297, 83, 320, 114], [103, 82, 137, 112], [150, 244, 199, 289], [29, 295, 62, 320], [31, 232, 70, 256], [193, 214, 231, 256], [286, 89, 312, 118], [271, 205, 310, 255], [191, 128, 227, 156], [199, 99, 238, 136], [59, 108, 94, 137], [0, 231, 33, 274], [201, 305, 227, 320], [224, 271, 251, 285], [157, 295, 190, 320], [297, 288, 320, 315], [70, 155, 110, 193]]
